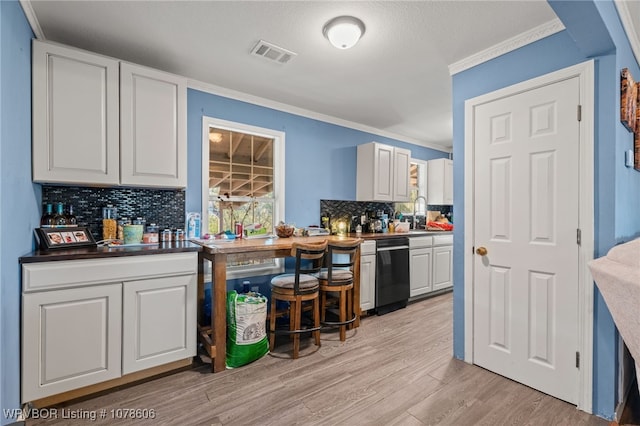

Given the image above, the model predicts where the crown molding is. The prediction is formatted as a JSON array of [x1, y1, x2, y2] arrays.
[[614, 0, 640, 67], [187, 79, 452, 153], [19, 0, 45, 39], [449, 18, 565, 75]]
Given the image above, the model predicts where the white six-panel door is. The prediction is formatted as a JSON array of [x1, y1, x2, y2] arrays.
[[472, 76, 580, 404]]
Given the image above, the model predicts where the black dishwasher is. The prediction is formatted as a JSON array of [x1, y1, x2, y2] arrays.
[[375, 237, 410, 315]]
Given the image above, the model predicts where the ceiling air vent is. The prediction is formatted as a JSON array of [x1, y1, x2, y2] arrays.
[[251, 40, 297, 64]]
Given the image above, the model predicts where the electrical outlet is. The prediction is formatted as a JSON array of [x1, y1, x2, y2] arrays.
[[625, 149, 634, 168]]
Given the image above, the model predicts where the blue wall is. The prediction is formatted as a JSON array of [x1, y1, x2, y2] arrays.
[[452, 0, 640, 419], [3, 0, 638, 421], [0, 0, 38, 423], [186, 89, 448, 224]]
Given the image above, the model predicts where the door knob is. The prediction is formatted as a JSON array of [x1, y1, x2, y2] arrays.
[[476, 246, 488, 256]]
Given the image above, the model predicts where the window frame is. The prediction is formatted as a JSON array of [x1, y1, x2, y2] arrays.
[[201, 116, 285, 279], [396, 159, 428, 215]]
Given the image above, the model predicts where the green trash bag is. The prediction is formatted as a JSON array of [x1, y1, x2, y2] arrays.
[[226, 290, 269, 368]]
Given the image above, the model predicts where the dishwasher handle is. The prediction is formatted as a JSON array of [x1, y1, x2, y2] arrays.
[[377, 245, 409, 252]]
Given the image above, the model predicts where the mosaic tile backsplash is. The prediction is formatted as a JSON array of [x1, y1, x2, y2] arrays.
[[42, 186, 186, 241], [320, 200, 453, 232]]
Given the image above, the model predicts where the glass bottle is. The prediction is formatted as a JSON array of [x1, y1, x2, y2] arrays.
[[53, 202, 68, 227], [40, 203, 55, 227], [66, 204, 77, 226], [102, 205, 118, 240]]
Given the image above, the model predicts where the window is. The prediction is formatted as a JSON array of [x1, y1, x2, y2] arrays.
[[202, 116, 285, 278], [395, 160, 427, 216]]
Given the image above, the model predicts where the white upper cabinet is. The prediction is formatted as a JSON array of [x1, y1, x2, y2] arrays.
[[120, 63, 187, 188], [427, 158, 453, 205], [32, 40, 187, 188], [32, 40, 120, 185], [356, 142, 411, 202], [393, 146, 411, 201]]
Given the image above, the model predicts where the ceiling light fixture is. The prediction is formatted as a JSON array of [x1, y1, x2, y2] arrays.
[[209, 132, 223, 143], [323, 16, 365, 50]]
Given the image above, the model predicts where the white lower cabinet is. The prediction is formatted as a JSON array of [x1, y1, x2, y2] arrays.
[[122, 274, 196, 374], [360, 241, 376, 311], [409, 234, 452, 298], [22, 253, 197, 403], [410, 250, 433, 298], [22, 284, 122, 401], [432, 237, 453, 291]]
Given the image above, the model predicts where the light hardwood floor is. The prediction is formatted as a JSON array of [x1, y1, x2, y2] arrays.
[[28, 292, 609, 425]]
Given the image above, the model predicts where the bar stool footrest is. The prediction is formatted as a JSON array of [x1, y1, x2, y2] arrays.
[[320, 313, 357, 327], [270, 325, 322, 335]]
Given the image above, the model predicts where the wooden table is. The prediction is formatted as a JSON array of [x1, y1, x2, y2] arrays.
[[193, 235, 361, 372]]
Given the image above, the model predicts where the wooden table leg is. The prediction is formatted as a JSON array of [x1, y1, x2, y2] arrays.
[[197, 252, 205, 326], [212, 253, 227, 373], [353, 245, 361, 328]]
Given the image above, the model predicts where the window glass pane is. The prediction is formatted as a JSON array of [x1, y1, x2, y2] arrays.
[[207, 198, 274, 235], [204, 119, 283, 278], [396, 162, 426, 215], [207, 126, 277, 271]]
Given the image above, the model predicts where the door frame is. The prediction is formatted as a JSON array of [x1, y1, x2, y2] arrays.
[[463, 60, 595, 413]]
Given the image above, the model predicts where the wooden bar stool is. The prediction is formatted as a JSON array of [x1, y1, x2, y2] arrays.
[[318, 238, 362, 341], [269, 240, 327, 359]]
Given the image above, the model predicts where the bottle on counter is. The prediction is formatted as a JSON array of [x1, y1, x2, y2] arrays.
[[66, 204, 77, 226], [40, 203, 55, 227], [53, 203, 68, 227], [117, 217, 130, 241], [143, 223, 159, 244], [102, 205, 118, 240], [161, 228, 172, 243]]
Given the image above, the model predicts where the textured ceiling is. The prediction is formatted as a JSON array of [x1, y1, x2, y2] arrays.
[[25, 1, 564, 150]]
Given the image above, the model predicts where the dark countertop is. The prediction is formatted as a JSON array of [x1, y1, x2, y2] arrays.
[[348, 231, 453, 240], [19, 241, 201, 263]]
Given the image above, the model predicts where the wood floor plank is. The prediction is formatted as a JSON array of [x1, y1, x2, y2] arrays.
[[26, 292, 610, 426]]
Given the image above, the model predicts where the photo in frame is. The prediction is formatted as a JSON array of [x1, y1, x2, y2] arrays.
[[620, 68, 638, 133], [35, 227, 97, 250]]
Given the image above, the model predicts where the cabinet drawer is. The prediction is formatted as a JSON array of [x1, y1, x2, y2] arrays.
[[432, 234, 453, 246], [410, 236, 433, 249], [23, 252, 197, 292], [361, 240, 376, 255]]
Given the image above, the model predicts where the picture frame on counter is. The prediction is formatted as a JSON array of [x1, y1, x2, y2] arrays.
[[35, 227, 97, 250]]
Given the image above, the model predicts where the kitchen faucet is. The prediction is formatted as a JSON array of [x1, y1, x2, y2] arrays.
[[413, 195, 427, 230]]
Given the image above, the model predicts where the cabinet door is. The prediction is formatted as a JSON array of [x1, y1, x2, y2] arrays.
[[22, 284, 122, 402], [393, 147, 411, 202], [432, 245, 453, 291], [122, 274, 196, 374], [427, 158, 454, 205], [410, 247, 433, 297], [32, 40, 120, 185], [443, 159, 454, 204], [373, 143, 394, 201], [360, 254, 376, 311], [120, 62, 187, 188]]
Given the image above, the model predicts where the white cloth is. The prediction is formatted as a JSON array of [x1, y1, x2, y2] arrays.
[[588, 238, 640, 394]]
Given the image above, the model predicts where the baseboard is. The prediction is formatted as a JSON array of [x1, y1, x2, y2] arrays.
[[614, 377, 637, 424]]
